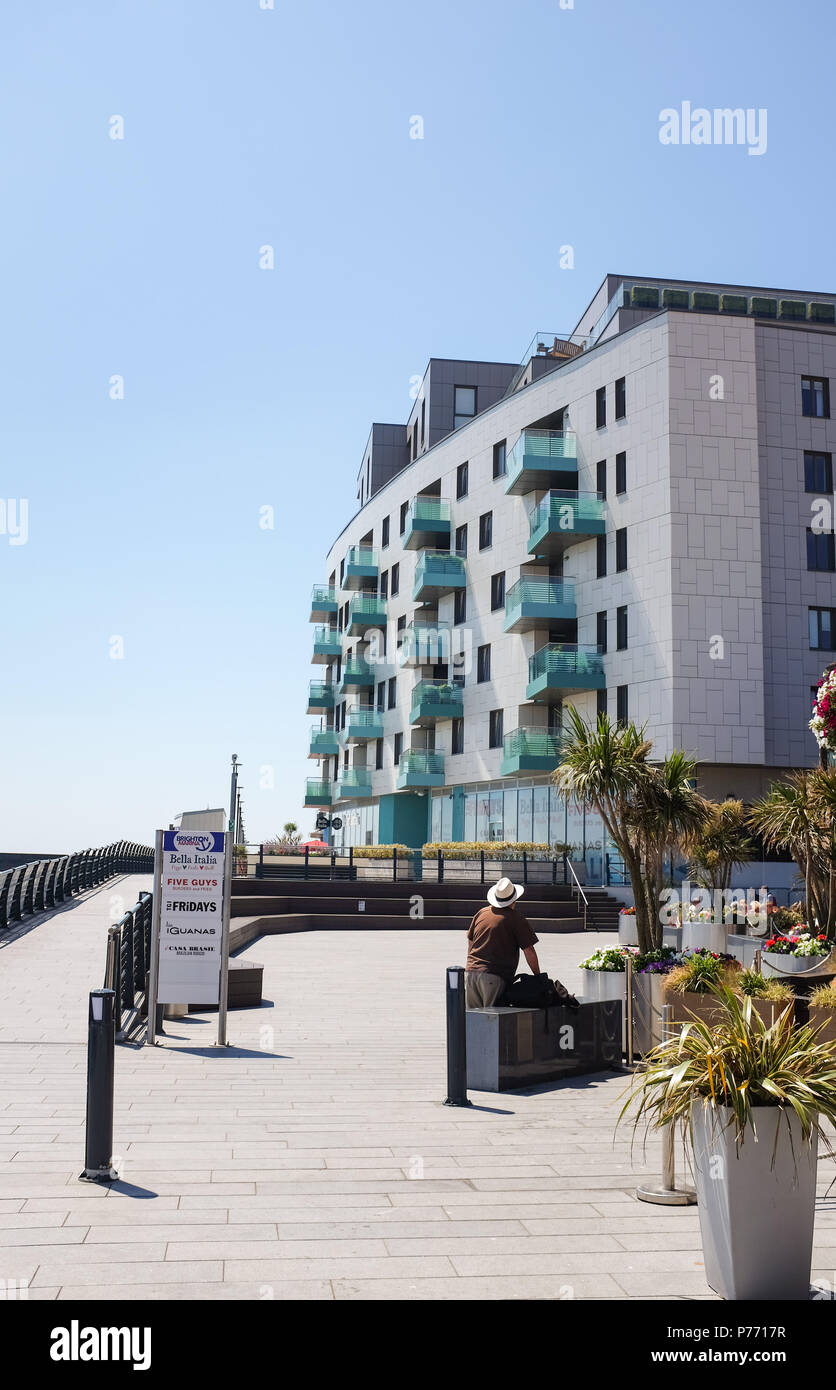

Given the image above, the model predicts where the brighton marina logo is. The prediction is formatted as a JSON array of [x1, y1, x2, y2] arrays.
[[659, 102, 767, 156], [173, 833, 216, 852]]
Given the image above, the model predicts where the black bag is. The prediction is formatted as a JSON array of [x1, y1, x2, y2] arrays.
[[499, 972, 580, 1012]]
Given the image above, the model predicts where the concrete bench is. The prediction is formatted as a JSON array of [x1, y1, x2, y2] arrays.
[[465, 1001, 622, 1091]]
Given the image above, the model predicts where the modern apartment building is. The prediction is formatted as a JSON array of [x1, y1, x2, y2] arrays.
[[305, 273, 836, 876]]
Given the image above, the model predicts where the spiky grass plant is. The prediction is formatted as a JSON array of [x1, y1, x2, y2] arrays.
[[666, 953, 738, 995], [738, 969, 794, 1003], [809, 984, 836, 1010], [621, 985, 836, 1151]]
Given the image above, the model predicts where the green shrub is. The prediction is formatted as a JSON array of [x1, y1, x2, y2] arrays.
[[421, 840, 551, 861], [631, 285, 659, 308], [691, 291, 719, 311], [779, 299, 807, 320], [721, 294, 748, 314], [352, 844, 412, 859], [750, 296, 777, 317], [809, 985, 836, 1009], [661, 288, 689, 309], [809, 302, 836, 323], [667, 954, 738, 994], [739, 969, 793, 1003]]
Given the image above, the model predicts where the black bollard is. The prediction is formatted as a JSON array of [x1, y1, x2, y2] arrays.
[[444, 966, 471, 1107], [79, 989, 118, 1182]]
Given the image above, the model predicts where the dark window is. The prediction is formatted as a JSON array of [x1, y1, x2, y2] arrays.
[[596, 610, 608, 654], [382, 516, 390, 548], [376, 681, 385, 713], [596, 688, 607, 718], [596, 386, 607, 429], [420, 397, 425, 450], [396, 614, 406, 647], [399, 501, 409, 534], [810, 608, 836, 649], [615, 451, 626, 494], [451, 718, 464, 755], [454, 589, 467, 624], [596, 459, 607, 499], [394, 732, 403, 764], [455, 523, 467, 556], [490, 572, 505, 611], [616, 605, 628, 650], [380, 570, 388, 599], [375, 738, 383, 770], [343, 749, 349, 769], [616, 685, 628, 725], [615, 376, 626, 420], [454, 386, 477, 429], [615, 527, 627, 572], [332, 755, 339, 782], [479, 511, 493, 550], [802, 376, 830, 418], [339, 558, 345, 584], [492, 440, 507, 479], [391, 563, 399, 596], [596, 534, 607, 578], [456, 461, 469, 499], [387, 676, 397, 710], [489, 709, 504, 749], [477, 644, 491, 683], [808, 530, 836, 571], [805, 451, 833, 493]]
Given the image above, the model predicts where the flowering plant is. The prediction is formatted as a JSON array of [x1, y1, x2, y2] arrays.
[[579, 947, 636, 972], [763, 932, 828, 958], [810, 666, 836, 751], [633, 946, 680, 975], [619, 906, 636, 916]]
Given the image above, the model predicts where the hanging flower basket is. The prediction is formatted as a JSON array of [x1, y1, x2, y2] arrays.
[[810, 667, 836, 751]]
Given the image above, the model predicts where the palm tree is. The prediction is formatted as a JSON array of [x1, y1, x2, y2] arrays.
[[750, 772, 834, 934], [689, 798, 756, 895], [282, 821, 300, 847]]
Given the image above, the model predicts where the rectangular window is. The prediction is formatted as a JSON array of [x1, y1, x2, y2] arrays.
[[616, 527, 627, 572], [456, 461, 469, 499], [477, 644, 491, 683], [802, 376, 830, 418], [339, 558, 345, 584], [420, 397, 425, 450], [615, 376, 626, 420], [596, 386, 607, 429], [479, 511, 493, 550], [387, 676, 397, 710], [490, 572, 505, 611], [454, 386, 477, 429], [596, 610, 608, 654], [375, 738, 383, 770], [396, 614, 406, 647], [808, 530, 836, 572], [597, 688, 607, 718], [399, 501, 409, 535], [394, 732, 403, 764], [455, 522, 467, 556], [810, 608, 836, 649], [380, 570, 388, 599], [391, 562, 399, 596], [596, 534, 607, 578], [376, 681, 385, 712], [489, 709, 504, 749], [492, 440, 507, 479], [615, 451, 626, 494], [382, 515, 390, 548], [451, 718, 464, 755], [596, 459, 607, 499], [805, 451, 833, 493], [616, 605, 628, 650], [454, 589, 467, 625], [616, 685, 628, 725]]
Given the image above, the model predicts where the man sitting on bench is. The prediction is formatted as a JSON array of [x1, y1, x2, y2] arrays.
[[465, 877, 540, 1009]]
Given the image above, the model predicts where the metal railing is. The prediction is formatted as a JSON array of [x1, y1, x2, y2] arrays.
[[104, 890, 153, 1037], [0, 841, 154, 932], [529, 489, 606, 536], [528, 642, 604, 684], [566, 857, 589, 931]]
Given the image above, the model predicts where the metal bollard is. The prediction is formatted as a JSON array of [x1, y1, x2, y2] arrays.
[[79, 989, 119, 1183], [636, 1004, 696, 1206], [443, 967, 471, 1107], [625, 955, 634, 1067]]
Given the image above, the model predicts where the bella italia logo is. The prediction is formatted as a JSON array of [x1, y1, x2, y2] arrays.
[[659, 102, 767, 156]]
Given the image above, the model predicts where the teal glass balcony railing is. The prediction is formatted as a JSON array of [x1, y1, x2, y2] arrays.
[[500, 728, 563, 776], [342, 546, 379, 590], [413, 549, 467, 602], [528, 490, 606, 558], [336, 768, 373, 800], [505, 429, 578, 495], [310, 584, 338, 621], [338, 656, 376, 692], [397, 748, 446, 789], [304, 778, 333, 807], [503, 577, 576, 633], [403, 497, 452, 551], [345, 707, 385, 741], [312, 625, 342, 663], [398, 620, 453, 667], [308, 727, 340, 759], [410, 679, 464, 724], [346, 591, 387, 634], [527, 643, 605, 700], [307, 680, 336, 713]]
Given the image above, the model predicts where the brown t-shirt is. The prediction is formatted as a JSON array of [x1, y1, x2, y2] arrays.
[[465, 905, 539, 982]]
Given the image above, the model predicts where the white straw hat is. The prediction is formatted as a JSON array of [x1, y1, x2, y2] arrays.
[[486, 876, 525, 909]]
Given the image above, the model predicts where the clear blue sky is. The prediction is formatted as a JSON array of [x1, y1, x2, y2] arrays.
[[1, 0, 832, 851]]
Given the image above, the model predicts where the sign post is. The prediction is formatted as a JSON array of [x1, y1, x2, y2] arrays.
[[217, 754, 239, 1047], [145, 830, 164, 1046]]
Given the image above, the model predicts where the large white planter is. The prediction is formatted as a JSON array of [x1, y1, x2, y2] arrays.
[[691, 1102, 817, 1300], [618, 913, 638, 946], [761, 950, 828, 978], [682, 921, 727, 956], [579, 968, 626, 1051]]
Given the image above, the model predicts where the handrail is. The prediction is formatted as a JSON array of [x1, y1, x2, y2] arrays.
[[566, 857, 589, 931]]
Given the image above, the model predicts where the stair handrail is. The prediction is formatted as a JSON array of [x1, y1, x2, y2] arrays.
[[566, 858, 589, 931]]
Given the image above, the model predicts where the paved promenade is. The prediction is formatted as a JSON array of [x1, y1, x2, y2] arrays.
[[3, 876, 836, 1301]]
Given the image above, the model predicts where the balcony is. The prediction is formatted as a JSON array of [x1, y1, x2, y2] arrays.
[[504, 577, 576, 633], [528, 491, 606, 559], [304, 778, 333, 807], [398, 620, 452, 667], [346, 591, 387, 635], [526, 643, 605, 700], [312, 625, 342, 664], [338, 655, 376, 693], [342, 546, 379, 591], [306, 680, 336, 714], [308, 728, 340, 760], [505, 429, 578, 495], [345, 707, 385, 742], [413, 549, 467, 603], [397, 748, 446, 789], [501, 728, 563, 776], [410, 679, 464, 725], [403, 497, 452, 551], [310, 584, 338, 622], [336, 768, 373, 800]]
